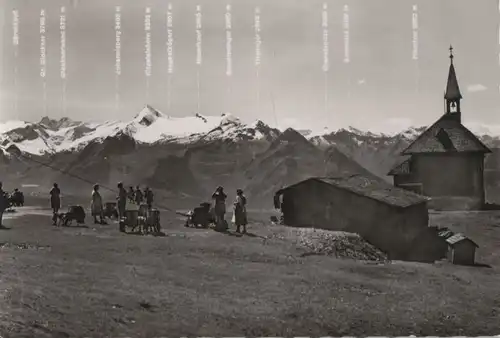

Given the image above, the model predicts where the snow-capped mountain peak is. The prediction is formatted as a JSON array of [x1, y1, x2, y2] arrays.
[[3, 106, 500, 157], [39, 116, 80, 130], [0, 106, 279, 155], [220, 113, 242, 126], [134, 105, 165, 126]]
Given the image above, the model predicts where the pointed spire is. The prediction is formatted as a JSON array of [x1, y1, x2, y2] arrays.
[[444, 45, 462, 101]]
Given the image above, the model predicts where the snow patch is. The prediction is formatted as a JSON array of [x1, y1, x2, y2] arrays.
[[0, 120, 29, 134]]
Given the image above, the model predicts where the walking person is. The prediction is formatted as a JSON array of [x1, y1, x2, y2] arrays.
[[0, 182, 8, 228], [212, 186, 227, 231], [50, 183, 61, 225], [144, 187, 154, 209], [233, 189, 248, 234], [91, 184, 106, 224]]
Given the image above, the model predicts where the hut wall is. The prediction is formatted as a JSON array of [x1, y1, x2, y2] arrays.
[[413, 154, 485, 209], [449, 241, 476, 265]]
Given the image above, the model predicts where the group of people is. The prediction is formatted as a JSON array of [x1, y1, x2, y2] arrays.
[[126, 185, 154, 209], [212, 186, 248, 233], [0, 180, 249, 234], [37, 181, 249, 233], [49, 182, 155, 226], [0, 183, 25, 227], [115, 182, 154, 220]]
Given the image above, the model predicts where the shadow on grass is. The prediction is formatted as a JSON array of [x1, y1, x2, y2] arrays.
[[127, 230, 167, 237], [219, 230, 243, 237], [64, 225, 90, 229], [244, 232, 266, 239], [474, 262, 493, 268], [139, 301, 157, 312], [214, 229, 266, 239]]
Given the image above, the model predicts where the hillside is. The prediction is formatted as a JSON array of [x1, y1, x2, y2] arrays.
[[1, 207, 500, 336], [242, 129, 378, 207]]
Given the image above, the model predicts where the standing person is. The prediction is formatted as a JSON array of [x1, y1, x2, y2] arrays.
[[0, 182, 8, 228], [50, 183, 61, 226], [144, 187, 154, 209], [127, 186, 135, 204], [212, 186, 227, 230], [117, 182, 127, 221], [233, 189, 248, 234], [134, 186, 144, 205], [91, 184, 105, 224]]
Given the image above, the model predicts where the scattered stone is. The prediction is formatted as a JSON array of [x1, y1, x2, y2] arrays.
[[294, 229, 388, 261], [268, 227, 388, 262], [0, 242, 51, 251]]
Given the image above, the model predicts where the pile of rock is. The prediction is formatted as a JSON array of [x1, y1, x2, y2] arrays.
[[292, 228, 388, 261]]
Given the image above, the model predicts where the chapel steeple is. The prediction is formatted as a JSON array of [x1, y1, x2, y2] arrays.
[[444, 45, 462, 122]]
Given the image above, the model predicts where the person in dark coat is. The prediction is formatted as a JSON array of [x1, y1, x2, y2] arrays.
[[50, 183, 61, 225], [144, 187, 154, 209], [212, 186, 227, 230], [117, 182, 127, 221], [233, 189, 248, 234], [91, 184, 105, 224]]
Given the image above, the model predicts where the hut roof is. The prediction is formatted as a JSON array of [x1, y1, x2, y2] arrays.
[[400, 116, 491, 155], [279, 174, 429, 209], [446, 233, 479, 247], [438, 230, 455, 240], [388, 156, 412, 176]]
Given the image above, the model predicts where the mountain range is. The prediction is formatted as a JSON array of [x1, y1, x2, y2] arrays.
[[2, 105, 500, 208]]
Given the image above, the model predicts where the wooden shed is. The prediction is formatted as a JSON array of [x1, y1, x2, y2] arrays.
[[274, 174, 433, 261], [445, 233, 478, 265]]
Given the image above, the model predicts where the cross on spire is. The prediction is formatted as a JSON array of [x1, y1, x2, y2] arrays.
[[445, 45, 461, 101], [444, 45, 462, 121]]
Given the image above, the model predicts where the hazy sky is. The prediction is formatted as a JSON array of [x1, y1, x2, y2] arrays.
[[0, 0, 498, 132]]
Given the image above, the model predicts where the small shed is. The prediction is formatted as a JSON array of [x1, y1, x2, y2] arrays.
[[274, 174, 432, 260], [445, 233, 478, 265]]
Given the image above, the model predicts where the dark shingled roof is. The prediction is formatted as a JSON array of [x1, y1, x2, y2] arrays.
[[280, 174, 429, 208], [401, 116, 491, 155], [388, 156, 412, 176], [446, 233, 479, 248]]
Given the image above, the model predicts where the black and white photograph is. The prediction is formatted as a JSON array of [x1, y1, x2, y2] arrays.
[[0, 0, 499, 336]]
